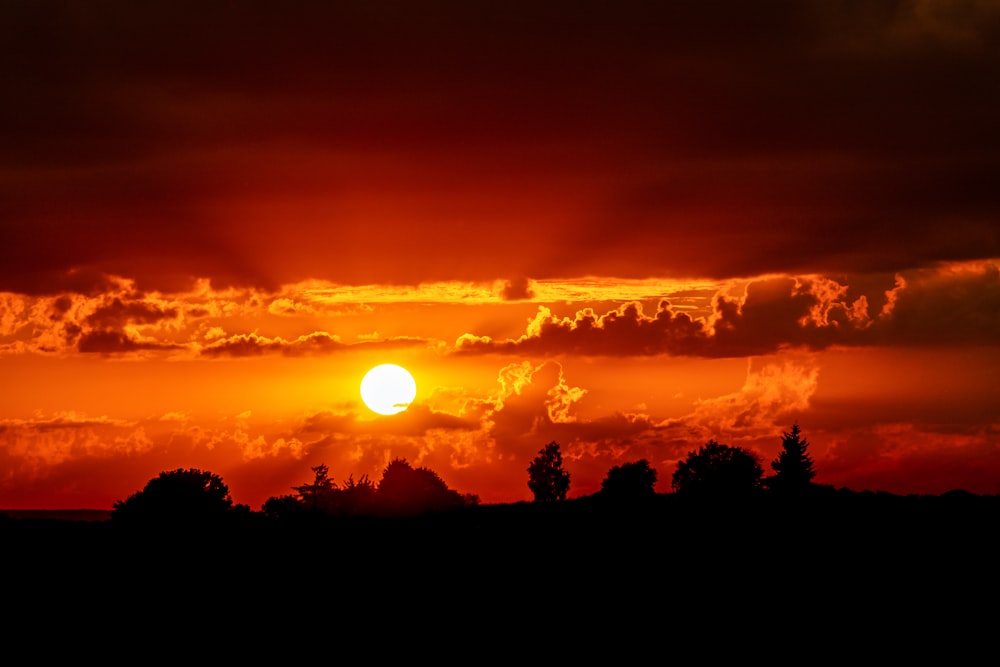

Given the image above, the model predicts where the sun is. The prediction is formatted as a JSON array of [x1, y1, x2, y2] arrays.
[[360, 364, 417, 415]]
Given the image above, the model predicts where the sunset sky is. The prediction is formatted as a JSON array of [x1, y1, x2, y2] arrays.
[[2, 0, 999, 510]]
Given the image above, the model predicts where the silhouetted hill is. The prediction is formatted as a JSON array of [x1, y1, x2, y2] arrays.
[[5, 489, 998, 587], [0, 508, 111, 522], [4, 488, 997, 651], [5, 488, 998, 572]]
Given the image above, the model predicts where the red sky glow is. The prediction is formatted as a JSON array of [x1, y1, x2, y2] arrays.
[[2, 1, 999, 509]]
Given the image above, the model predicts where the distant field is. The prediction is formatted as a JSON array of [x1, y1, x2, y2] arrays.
[[0, 509, 111, 521]]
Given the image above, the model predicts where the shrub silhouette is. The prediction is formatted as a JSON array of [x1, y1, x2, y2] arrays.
[[339, 473, 377, 515], [263, 464, 376, 518], [527, 441, 571, 502], [261, 493, 306, 519], [375, 458, 465, 516], [111, 468, 241, 524], [600, 459, 658, 500], [292, 463, 342, 514], [671, 440, 764, 497]]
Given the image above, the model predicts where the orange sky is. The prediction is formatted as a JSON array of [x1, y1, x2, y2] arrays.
[[2, 1, 999, 509]]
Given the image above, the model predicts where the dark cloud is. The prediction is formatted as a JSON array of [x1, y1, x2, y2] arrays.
[[295, 405, 476, 439], [200, 332, 346, 358], [50, 295, 73, 317], [455, 264, 1000, 357], [869, 263, 1000, 345], [199, 331, 430, 358], [7, 414, 128, 432], [456, 300, 709, 357], [2, 1, 998, 290], [499, 277, 535, 301], [78, 330, 179, 354], [85, 298, 177, 329]]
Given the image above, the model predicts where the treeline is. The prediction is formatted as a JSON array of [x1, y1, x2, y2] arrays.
[[102, 422, 815, 525], [4, 422, 995, 642], [94, 421, 997, 528]]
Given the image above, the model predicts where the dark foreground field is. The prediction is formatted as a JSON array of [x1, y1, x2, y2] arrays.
[[3, 489, 998, 654]]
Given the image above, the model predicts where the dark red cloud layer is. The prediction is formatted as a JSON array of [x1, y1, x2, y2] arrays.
[[5, 262, 992, 359], [455, 264, 1000, 357], [198, 332, 426, 358], [2, 1, 998, 293]]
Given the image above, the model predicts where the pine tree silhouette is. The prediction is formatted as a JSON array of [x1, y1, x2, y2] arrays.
[[768, 422, 816, 494]]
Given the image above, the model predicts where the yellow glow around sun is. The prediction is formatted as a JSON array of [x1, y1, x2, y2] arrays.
[[360, 364, 417, 415]]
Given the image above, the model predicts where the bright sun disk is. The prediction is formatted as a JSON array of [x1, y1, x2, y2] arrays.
[[360, 364, 417, 415]]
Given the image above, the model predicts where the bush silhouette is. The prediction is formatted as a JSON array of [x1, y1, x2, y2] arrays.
[[600, 459, 658, 500], [111, 468, 241, 525], [263, 464, 376, 518], [375, 458, 466, 516], [339, 473, 378, 515], [292, 463, 344, 514], [261, 493, 306, 519], [671, 440, 764, 498]]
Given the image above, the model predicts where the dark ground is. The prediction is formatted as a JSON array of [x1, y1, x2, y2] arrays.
[[3, 490, 997, 655]]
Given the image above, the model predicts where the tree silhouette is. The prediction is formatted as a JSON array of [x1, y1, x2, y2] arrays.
[[339, 473, 377, 515], [527, 441, 570, 502], [111, 468, 242, 524], [600, 459, 658, 500], [375, 458, 466, 516], [767, 422, 816, 494], [670, 440, 764, 497], [263, 464, 378, 517], [293, 463, 341, 513], [261, 493, 305, 519]]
